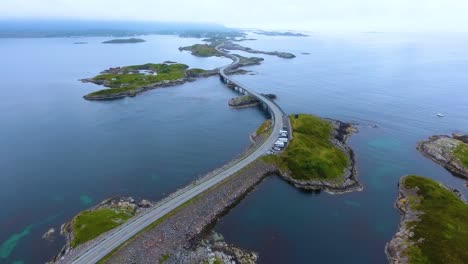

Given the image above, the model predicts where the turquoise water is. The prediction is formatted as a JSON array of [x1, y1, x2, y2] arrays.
[[215, 32, 468, 263], [1, 33, 467, 263], [0, 35, 264, 263]]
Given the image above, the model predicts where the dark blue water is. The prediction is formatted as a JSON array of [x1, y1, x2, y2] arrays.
[[215, 32, 468, 264], [0, 35, 266, 263], [1, 33, 467, 264]]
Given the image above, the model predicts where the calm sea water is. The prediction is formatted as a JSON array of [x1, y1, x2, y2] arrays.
[[0, 33, 467, 264], [215, 32, 468, 264]]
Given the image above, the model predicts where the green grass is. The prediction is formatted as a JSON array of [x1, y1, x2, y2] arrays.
[[180, 44, 221, 57], [255, 119, 271, 136], [102, 38, 145, 44], [86, 63, 189, 97], [264, 114, 349, 182], [158, 254, 170, 264], [71, 208, 134, 247], [453, 142, 468, 168], [97, 195, 202, 263], [186, 68, 207, 76], [402, 175, 468, 264]]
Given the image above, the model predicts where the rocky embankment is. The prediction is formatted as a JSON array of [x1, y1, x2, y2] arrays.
[[54, 197, 155, 263], [101, 159, 276, 263], [223, 42, 295, 59], [228, 94, 276, 108], [417, 134, 468, 179], [276, 119, 362, 194]]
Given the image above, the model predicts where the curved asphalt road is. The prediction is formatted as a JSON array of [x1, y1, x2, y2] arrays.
[[67, 44, 285, 264]]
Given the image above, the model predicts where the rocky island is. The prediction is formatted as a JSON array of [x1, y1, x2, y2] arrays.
[[81, 63, 218, 100], [102, 38, 146, 44], [254, 30, 308, 37], [386, 175, 467, 264], [178, 43, 223, 57], [417, 134, 468, 179], [81, 57, 263, 100], [179, 40, 296, 59], [228, 94, 276, 108]]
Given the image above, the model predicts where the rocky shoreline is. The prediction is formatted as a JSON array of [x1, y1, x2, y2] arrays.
[[53, 197, 156, 263], [417, 134, 468, 179], [275, 119, 363, 194], [222, 41, 295, 59], [385, 176, 467, 264], [98, 161, 277, 263], [82, 77, 191, 100], [385, 177, 422, 264], [228, 94, 276, 109]]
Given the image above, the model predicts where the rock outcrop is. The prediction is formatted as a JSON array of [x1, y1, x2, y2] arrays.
[[417, 135, 468, 179]]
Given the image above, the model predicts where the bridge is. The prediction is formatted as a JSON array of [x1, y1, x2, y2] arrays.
[[64, 44, 287, 264]]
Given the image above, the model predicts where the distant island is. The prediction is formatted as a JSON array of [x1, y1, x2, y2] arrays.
[[254, 31, 308, 37], [102, 38, 145, 44], [73, 42, 88, 44], [180, 41, 296, 59], [81, 63, 217, 100]]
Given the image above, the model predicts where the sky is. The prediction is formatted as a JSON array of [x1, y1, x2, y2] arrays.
[[1, 0, 467, 32]]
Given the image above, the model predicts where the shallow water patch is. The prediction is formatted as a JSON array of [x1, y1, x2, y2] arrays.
[[79, 195, 93, 206]]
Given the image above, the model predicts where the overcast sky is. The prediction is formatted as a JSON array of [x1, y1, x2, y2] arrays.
[[1, 0, 467, 32]]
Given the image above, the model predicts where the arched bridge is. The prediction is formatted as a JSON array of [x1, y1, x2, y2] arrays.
[[64, 44, 288, 264]]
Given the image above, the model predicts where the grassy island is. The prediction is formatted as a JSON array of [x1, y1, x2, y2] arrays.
[[179, 44, 222, 57], [102, 38, 145, 44], [388, 175, 468, 264], [417, 135, 468, 179], [71, 208, 134, 247], [83, 63, 213, 99], [263, 114, 349, 182]]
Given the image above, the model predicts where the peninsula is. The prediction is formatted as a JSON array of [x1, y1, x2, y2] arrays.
[[102, 38, 145, 44], [386, 175, 467, 264], [53, 113, 361, 263], [262, 114, 362, 193], [417, 134, 468, 179], [180, 41, 296, 59]]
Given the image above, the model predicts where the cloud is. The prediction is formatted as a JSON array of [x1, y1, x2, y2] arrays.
[[0, 0, 467, 31]]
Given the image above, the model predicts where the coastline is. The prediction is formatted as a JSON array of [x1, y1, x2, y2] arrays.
[[417, 135, 468, 180], [386, 175, 467, 264], [385, 176, 421, 264], [53, 114, 362, 263], [271, 118, 363, 194]]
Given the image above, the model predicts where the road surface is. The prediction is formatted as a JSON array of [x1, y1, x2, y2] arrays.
[[67, 44, 286, 264]]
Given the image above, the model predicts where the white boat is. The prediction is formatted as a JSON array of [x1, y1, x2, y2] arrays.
[[437, 113, 444, 117]]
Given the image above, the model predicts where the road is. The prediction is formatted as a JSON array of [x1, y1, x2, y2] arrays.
[[67, 44, 286, 264]]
